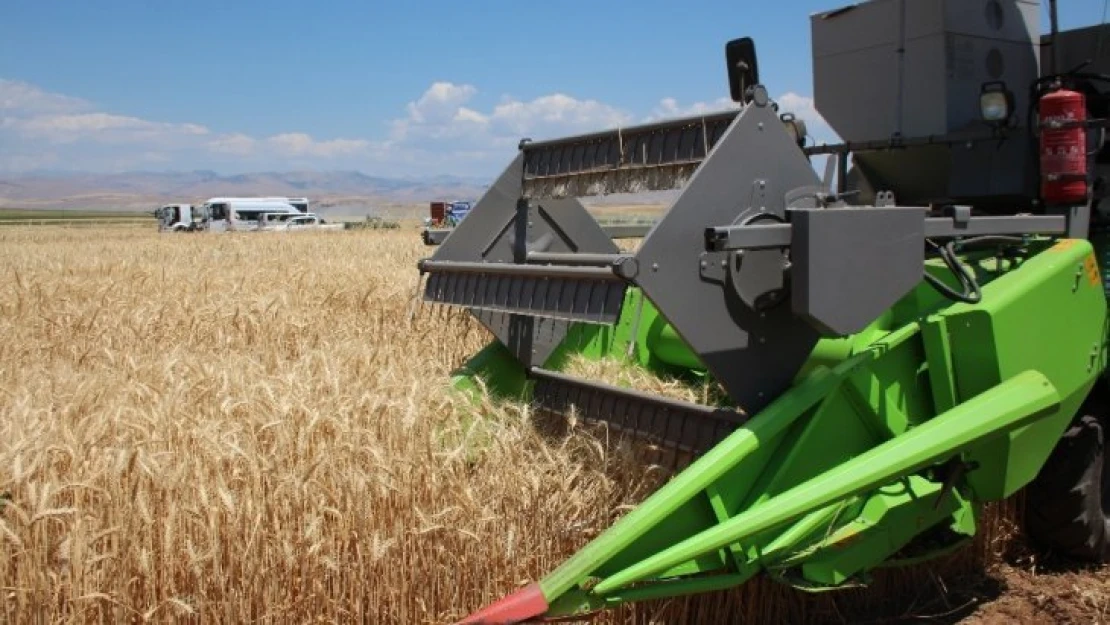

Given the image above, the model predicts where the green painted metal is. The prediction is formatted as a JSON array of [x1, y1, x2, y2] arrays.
[[767, 476, 969, 586], [588, 369, 1060, 594], [454, 238, 1107, 620], [446, 237, 1107, 621]]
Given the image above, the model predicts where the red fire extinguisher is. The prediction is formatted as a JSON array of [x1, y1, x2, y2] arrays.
[[1040, 87, 1089, 205]]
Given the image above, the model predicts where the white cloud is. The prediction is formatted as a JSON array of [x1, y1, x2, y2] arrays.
[[405, 81, 477, 124], [0, 78, 376, 172], [0, 79, 89, 115], [0, 76, 838, 178], [266, 133, 369, 158], [208, 133, 256, 156], [648, 96, 739, 120], [0, 151, 59, 172], [775, 91, 839, 145], [488, 93, 633, 137], [453, 107, 487, 124], [647, 92, 838, 145], [387, 81, 637, 164], [7, 112, 209, 144]]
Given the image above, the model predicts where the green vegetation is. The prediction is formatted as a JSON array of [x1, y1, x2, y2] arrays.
[[0, 208, 152, 227], [344, 215, 401, 230], [0, 208, 148, 220]]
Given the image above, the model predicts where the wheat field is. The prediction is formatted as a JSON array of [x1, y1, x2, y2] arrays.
[[0, 227, 1039, 624]]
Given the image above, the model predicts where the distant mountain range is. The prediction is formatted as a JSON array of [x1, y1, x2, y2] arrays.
[[0, 170, 494, 215], [0, 169, 679, 218]]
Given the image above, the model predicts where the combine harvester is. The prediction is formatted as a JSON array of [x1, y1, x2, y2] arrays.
[[418, 1, 1110, 622]]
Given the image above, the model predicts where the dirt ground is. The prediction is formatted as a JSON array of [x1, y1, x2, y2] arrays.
[[953, 560, 1109, 624], [892, 547, 1110, 625]]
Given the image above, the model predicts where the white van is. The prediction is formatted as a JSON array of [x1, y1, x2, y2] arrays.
[[199, 198, 301, 232], [202, 196, 309, 213]]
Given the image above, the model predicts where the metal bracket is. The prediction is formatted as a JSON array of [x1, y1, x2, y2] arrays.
[[747, 178, 769, 215], [699, 251, 730, 284], [729, 249, 789, 311]]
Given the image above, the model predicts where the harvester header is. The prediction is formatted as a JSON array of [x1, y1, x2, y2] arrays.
[[416, 1, 1110, 622]]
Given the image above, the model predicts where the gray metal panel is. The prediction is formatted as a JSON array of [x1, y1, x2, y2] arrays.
[[475, 311, 569, 369], [813, 1, 1040, 140], [812, 1, 1040, 204], [923, 213, 1066, 237], [422, 228, 449, 246], [420, 155, 623, 367], [486, 197, 623, 264], [706, 213, 1067, 252], [947, 133, 1038, 201], [812, 8, 901, 142], [900, 33, 947, 137], [852, 147, 954, 206], [430, 153, 528, 263], [790, 207, 926, 336], [632, 96, 823, 415], [941, 1, 1040, 42], [812, 1, 902, 54], [602, 224, 655, 239], [1048, 24, 1110, 77]]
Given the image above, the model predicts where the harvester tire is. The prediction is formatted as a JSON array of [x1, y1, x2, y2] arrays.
[[1024, 395, 1110, 563]]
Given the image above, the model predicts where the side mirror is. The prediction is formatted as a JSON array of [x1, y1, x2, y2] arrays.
[[726, 37, 760, 103]]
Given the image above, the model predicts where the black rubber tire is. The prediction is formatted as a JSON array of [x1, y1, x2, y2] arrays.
[[1024, 391, 1110, 563]]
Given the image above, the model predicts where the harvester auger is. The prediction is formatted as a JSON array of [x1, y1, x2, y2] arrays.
[[418, 2, 1110, 622]]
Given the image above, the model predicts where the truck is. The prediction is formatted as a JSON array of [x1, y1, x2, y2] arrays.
[[424, 200, 474, 233], [154, 203, 199, 232]]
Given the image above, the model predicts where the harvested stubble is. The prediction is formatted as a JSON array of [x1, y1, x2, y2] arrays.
[[0, 227, 1022, 624]]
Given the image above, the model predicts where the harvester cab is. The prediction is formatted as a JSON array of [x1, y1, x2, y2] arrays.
[[417, 1, 1110, 622]]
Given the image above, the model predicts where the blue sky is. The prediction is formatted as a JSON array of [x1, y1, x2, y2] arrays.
[[1, 1, 1107, 177]]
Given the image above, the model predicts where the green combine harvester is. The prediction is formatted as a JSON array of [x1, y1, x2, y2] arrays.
[[417, 1, 1110, 622]]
